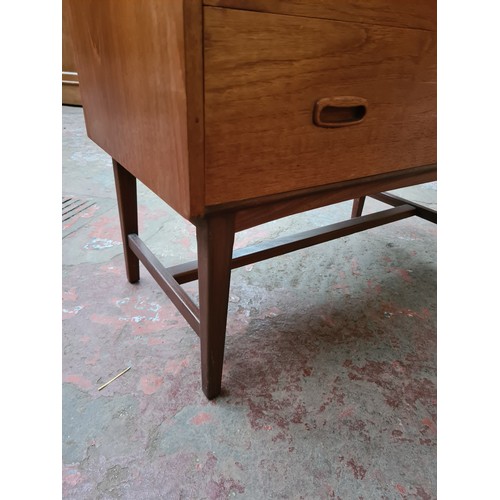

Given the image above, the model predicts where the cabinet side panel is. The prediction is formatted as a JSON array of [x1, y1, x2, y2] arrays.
[[68, 0, 192, 218]]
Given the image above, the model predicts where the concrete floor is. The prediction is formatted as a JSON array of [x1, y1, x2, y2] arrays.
[[62, 105, 437, 499]]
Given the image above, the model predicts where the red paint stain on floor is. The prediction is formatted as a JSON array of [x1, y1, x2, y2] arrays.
[[98, 263, 123, 276], [178, 235, 192, 249], [332, 386, 346, 406], [190, 412, 213, 425], [233, 229, 271, 250], [207, 476, 245, 499], [165, 358, 189, 376], [421, 417, 437, 434], [395, 483, 407, 495], [394, 268, 412, 282], [148, 337, 165, 345], [88, 215, 122, 241], [63, 374, 92, 390], [62, 467, 83, 487], [139, 374, 164, 395], [366, 279, 382, 295], [351, 258, 361, 275], [84, 350, 100, 366], [339, 406, 354, 419], [346, 458, 367, 479], [62, 287, 78, 301], [345, 358, 435, 411], [63, 204, 99, 231], [90, 313, 122, 327], [321, 314, 336, 328], [415, 485, 432, 499]]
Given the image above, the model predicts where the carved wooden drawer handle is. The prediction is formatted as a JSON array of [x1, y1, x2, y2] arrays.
[[313, 96, 368, 128]]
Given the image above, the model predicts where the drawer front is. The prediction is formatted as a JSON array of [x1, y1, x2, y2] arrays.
[[204, 7, 436, 206], [204, 0, 436, 31]]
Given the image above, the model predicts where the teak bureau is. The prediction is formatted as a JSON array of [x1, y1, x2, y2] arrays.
[[68, 0, 437, 399]]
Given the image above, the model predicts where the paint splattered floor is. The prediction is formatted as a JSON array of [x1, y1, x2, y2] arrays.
[[62, 105, 437, 499]]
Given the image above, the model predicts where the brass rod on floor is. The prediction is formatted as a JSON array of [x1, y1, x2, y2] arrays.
[[98, 366, 131, 391]]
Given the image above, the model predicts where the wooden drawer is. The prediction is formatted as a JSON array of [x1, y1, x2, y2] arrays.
[[204, 7, 436, 206], [204, 0, 436, 31]]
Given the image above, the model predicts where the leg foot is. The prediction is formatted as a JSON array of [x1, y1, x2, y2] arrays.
[[113, 159, 140, 283], [196, 213, 235, 399], [351, 196, 366, 218]]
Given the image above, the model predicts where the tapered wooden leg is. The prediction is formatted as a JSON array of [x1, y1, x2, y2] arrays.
[[351, 196, 366, 218], [196, 213, 235, 399], [113, 159, 140, 283]]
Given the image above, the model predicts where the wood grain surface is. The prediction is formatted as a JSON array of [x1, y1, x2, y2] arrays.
[[67, 0, 205, 219], [204, 7, 436, 206], [204, 0, 437, 31]]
